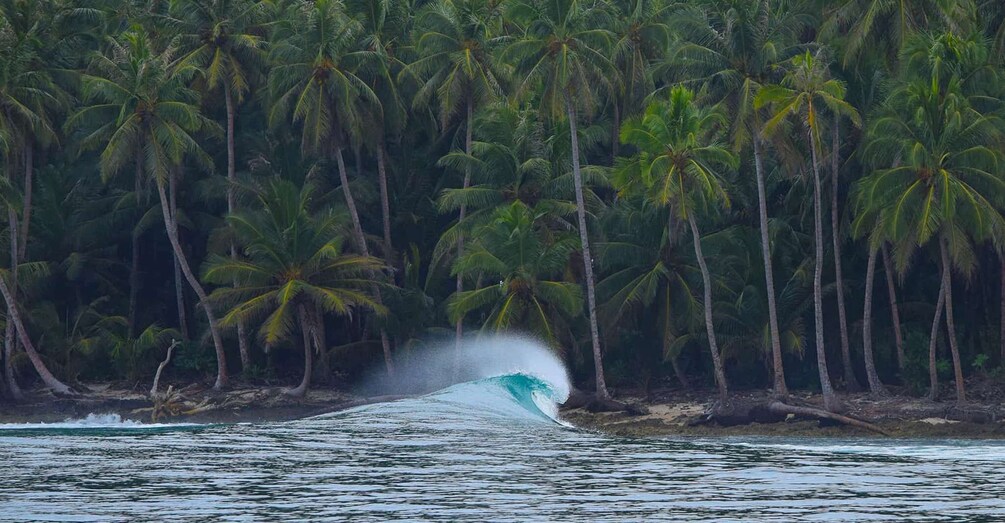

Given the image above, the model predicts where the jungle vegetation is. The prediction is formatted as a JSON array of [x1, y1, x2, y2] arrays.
[[2, 0, 1005, 406]]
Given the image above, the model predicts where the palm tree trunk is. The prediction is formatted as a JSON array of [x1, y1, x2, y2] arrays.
[[3, 188, 21, 399], [156, 176, 228, 390], [687, 216, 728, 402], [287, 304, 313, 397], [0, 231, 72, 396], [862, 248, 888, 396], [810, 134, 838, 411], [225, 85, 251, 373], [1000, 255, 1005, 366], [928, 272, 947, 400], [939, 240, 966, 403], [566, 94, 609, 400], [831, 124, 860, 392], [752, 129, 787, 396], [18, 141, 32, 262], [377, 139, 394, 269], [310, 304, 329, 383], [128, 151, 142, 339], [333, 146, 394, 376], [455, 98, 474, 364], [671, 355, 690, 390], [169, 175, 188, 339], [882, 244, 905, 372]]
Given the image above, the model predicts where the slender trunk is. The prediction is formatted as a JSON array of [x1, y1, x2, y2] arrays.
[[882, 244, 905, 372], [753, 129, 787, 396], [169, 175, 188, 339], [128, 152, 142, 339], [939, 240, 966, 403], [0, 269, 72, 395], [225, 85, 251, 373], [566, 94, 609, 400], [928, 273, 946, 400], [862, 248, 888, 396], [287, 304, 313, 397], [455, 98, 474, 366], [18, 141, 32, 262], [810, 132, 838, 411], [333, 146, 394, 376], [831, 124, 860, 392], [311, 304, 329, 382], [156, 176, 228, 390], [377, 140, 393, 269], [3, 182, 21, 399], [688, 216, 728, 402], [1000, 255, 1005, 366]]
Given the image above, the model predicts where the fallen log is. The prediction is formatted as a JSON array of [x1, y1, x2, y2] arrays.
[[767, 401, 891, 436]]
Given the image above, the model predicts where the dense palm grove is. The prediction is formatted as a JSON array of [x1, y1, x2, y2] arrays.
[[2, 0, 1005, 407]]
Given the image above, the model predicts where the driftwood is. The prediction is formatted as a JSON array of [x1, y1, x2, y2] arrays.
[[150, 340, 180, 398], [690, 397, 890, 436], [767, 401, 891, 436]]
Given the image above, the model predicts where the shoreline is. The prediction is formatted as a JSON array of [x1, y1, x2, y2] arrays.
[[1, 383, 1003, 439]]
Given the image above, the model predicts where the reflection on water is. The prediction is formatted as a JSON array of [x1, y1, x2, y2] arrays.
[[1, 378, 1004, 521]]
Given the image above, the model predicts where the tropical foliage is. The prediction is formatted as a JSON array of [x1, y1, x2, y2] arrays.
[[3, 0, 1005, 408]]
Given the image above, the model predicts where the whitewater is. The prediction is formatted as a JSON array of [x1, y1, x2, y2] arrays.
[[2, 335, 1005, 521]]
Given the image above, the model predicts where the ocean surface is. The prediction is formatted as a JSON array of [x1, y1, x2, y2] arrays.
[[2, 339, 1004, 521]]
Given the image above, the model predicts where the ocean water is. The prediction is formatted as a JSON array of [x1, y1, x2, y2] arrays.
[[2, 339, 1004, 521]]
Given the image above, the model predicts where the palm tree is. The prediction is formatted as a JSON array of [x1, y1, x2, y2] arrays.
[[407, 0, 505, 355], [859, 81, 1004, 403], [850, 171, 891, 397], [268, 0, 395, 374], [667, 0, 810, 396], [68, 30, 230, 389], [616, 86, 737, 402], [504, 0, 616, 399], [757, 50, 861, 411], [203, 179, 385, 396], [446, 201, 582, 345], [168, 0, 268, 372]]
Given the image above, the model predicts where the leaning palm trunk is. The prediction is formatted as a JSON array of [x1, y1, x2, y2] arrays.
[[928, 274, 947, 400], [128, 152, 143, 339], [831, 124, 860, 392], [809, 132, 838, 411], [939, 240, 966, 403], [862, 248, 888, 396], [882, 244, 905, 372], [333, 146, 394, 376], [688, 216, 729, 402], [752, 130, 787, 396], [225, 86, 252, 372], [18, 141, 32, 262], [377, 140, 394, 269], [287, 305, 315, 397], [3, 202, 22, 399], [169, 175, 189, 339], [0, 256, 72, 396], [156, 176, 228, 390], [566, 94, 609, 400], [454, 99, 474, 364]]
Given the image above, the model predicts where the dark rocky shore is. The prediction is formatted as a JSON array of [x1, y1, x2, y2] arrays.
[[1, 382, 1003, 439]]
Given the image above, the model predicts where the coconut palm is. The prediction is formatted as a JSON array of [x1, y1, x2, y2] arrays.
[[203, 179, 385, 396], [168, 0, 268, 371], [68, 30, 230, 389], [406, 0, 505, 354], [667, 0, 810, 396], [268, 0, 396, 374], [504, 0, 616, 399], [616, 86, 737, 401], [446, 201, 582, 346], [858, 80, 1004, 403], [756, 50, 861, 411]]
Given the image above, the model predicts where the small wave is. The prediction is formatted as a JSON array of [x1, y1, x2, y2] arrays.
[[0, 413, 200, 431]]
